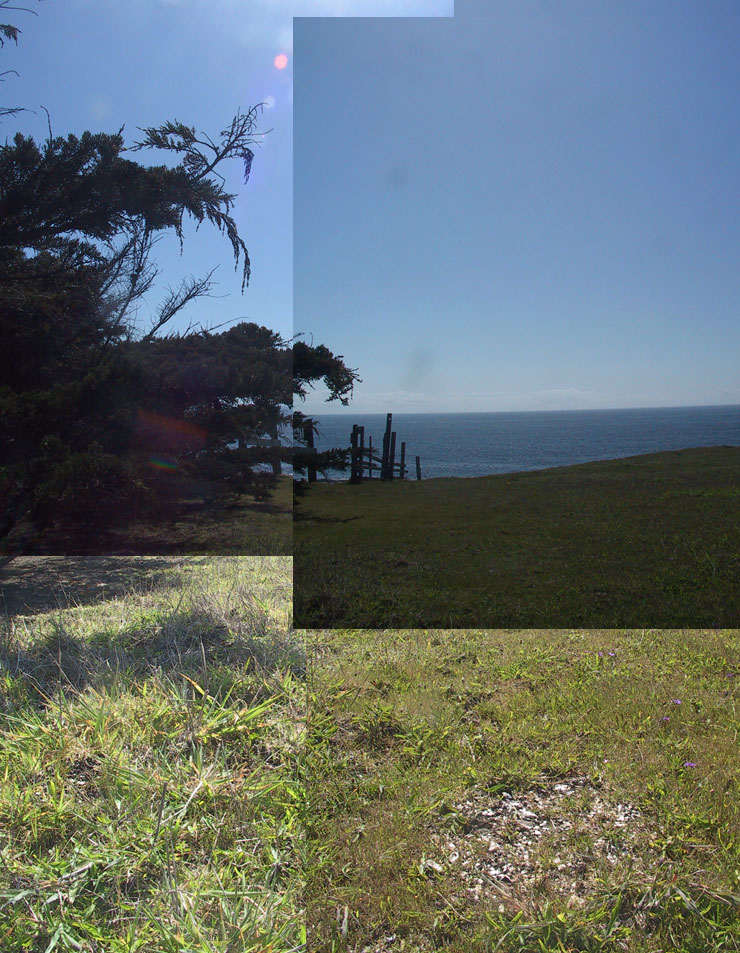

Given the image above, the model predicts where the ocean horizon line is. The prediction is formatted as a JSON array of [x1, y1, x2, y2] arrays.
[[307, 404, 740, 481], [309, 402, 740, 418]]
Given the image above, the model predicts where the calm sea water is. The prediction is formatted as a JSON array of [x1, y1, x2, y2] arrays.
[[309, 405, 740, 480]]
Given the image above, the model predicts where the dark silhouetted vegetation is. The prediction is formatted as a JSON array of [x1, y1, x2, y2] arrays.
[[292, 338, 360, 480], [0, 100, 292, 552]]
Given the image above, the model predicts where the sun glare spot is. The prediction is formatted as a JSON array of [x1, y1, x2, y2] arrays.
[[274, 53, 288, 70]]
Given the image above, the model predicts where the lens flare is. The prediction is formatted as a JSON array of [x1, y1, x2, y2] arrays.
[[148, 457, 179, 471], [274, 53, 288, 70], [136, 409, 209, 461]]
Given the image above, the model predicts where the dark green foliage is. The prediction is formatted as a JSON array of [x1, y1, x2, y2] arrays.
[[131, 114, 258, 291], [0, 23, 18, 46], [29, 441, 153, 528], [130, 323, 291, 499], [293, 446, 350, 479], [292, 338, 360, 479], [0, 105, 290, 544], [1, 318, 291, 540], [293, 340, 359, 405], [135, 323, 291, 421], [0, 254, 142, 537], [187, 446, 276, 502], [1, 130, 184, 246]]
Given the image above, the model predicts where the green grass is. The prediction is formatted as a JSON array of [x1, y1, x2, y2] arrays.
[[0, 556, 303, 952], [295, 447, 740, 627], [305, 628, 740, 952], [4, 476, 293, 557]]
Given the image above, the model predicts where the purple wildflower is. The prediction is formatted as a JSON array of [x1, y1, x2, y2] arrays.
[[683, 762, 697, 768]]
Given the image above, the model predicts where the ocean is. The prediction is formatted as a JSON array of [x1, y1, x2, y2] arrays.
[[307, 405, 740, 480]]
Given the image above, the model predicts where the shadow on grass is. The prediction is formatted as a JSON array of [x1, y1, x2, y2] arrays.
[[1, 593, 302, 710], [0, 556, 192, 617], [294, 481, 365, 523], [293, 512, 364, 524], [0, 555, 299, 709], [1, 478, 292, 556]]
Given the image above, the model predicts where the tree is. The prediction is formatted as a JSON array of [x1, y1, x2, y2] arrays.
[[292, 338, 360, 479], [0, 110, 258, 307], [130, 323, 292, 501], [0, 109, 277, 543]]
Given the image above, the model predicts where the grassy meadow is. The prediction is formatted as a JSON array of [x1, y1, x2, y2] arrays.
[[0, 556, 303, 952], [295, 447, 740, 628], [2, 476, 293, 557], [305, 628, 740, 952]]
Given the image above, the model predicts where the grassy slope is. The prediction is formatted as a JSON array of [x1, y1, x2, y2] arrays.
[[295, 447, 740, 628], [3, 476, 293, 557], [0, 556, 303, 952], [306, 629, 740, 953]]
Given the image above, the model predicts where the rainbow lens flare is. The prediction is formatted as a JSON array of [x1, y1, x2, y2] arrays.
[[148, 457, 179, 471]]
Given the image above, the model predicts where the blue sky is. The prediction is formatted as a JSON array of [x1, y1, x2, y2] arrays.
[[1, 0, 450, 344], [295, 4, 740, 415]]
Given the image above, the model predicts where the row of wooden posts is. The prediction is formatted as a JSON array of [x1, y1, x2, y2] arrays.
[[348, 413, 421, 483], [300, 413, 422, 483]]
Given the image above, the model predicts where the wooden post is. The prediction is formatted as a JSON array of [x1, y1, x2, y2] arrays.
[[388, 431, 397, 482], [303, 420, 317, 483], [380, 413, 392, 480], [349, 424, 362, 484], [349, 425, 357, 483], [358, 426, 365, 483], [399, 441, 406, 479], [415, 455, 422, 481], [367, 435, 374, 478]]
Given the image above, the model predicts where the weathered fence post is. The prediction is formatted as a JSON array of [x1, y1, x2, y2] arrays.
[[344, 412, 420, 483], [349, 424, 362, 484], [380, 413, 392, 480]]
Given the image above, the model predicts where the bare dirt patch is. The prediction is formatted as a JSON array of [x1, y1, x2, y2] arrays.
[[429, 776, 652, 912]]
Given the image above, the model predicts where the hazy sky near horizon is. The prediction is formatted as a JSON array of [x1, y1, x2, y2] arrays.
[[295, 5, 740, 415], [2, 0, 450, 344]]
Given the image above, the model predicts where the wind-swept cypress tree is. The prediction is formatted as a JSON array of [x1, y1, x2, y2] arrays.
[[0, 109, 282, 543]]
